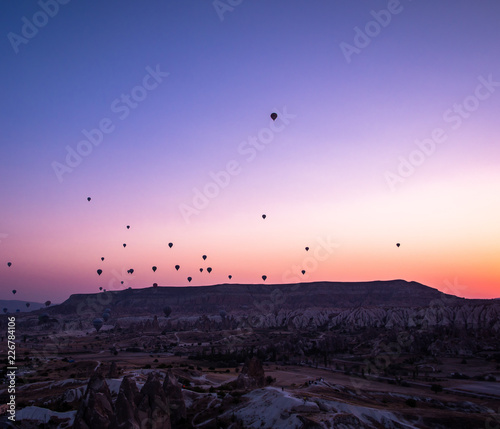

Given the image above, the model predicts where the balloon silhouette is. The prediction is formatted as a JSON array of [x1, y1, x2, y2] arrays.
[[220, 310, 227, 318], [99, 287, 103, 291], [262, 275, 267, 281], [396, 243, 400, 247], [12, 290, 16, 295], [121, 281, 124, 284], [175, 265, 180, 271], [87, 197, 91, 201], [97, 269, 102, 276], [270, 112, 278, 121], [153, 283, 158, 288], [152, 266, 157, 272], [163, 306, 172, 317], [207, 267, 212, 273], [3, 308, 7, 314], [127, 269, 134, 274], [101, 257, 105, 261], [102, 312, 110, 322], [168, 242, 173, 248], [301, 270, 306, 275], [26, 303, 30, 308], [262, 214, 266, 219], [123, 243, 127, 248], [104, 308, 111, 313], [199, 268, 203, 272], [305, 247, 309, 251], [126, 225, 130, 229], [187, 276, 192, 282], [45, 300, 51, 307], [228, 275, 232, 279], [16, 309, 20, 313], [7, 262, 12, 267], [202, 255, 207, 260], [93, 318, 103, 332]]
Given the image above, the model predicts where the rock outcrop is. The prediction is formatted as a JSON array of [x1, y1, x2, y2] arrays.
[[136, 373, 171, 429], [74, 371, 116, 429], [235, 357, 265, 390], [163, 370, 186, 425]]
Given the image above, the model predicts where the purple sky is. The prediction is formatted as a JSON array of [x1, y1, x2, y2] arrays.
[[1, 0, 499, 303]]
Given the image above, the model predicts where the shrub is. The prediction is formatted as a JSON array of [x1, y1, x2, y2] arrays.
[[405, 398, 417, 407]]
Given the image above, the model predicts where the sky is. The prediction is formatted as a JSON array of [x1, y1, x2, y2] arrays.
[[1, 0, 499, 303]]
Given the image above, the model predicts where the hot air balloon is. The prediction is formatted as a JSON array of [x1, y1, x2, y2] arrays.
[[45, 301, 51, 307], [3, 308, 8, 314], [15, 309, 20, 313], [305, 247, 309, 251], [97, 269, 102, 276], [26, 303, 30, 308], [101, 257, 105, 261], [270, 112, 278, 121], [199, 268, 203, 272], [7, 262, 12, 267], [12, 290, 16, 295], [153, 283, 158, 288], [202, 255, 207, 260], [301, 270, 306, 275], [262, 275, 267, 281], [87, 197, 91, 201], [175, 265, 180, 271], [187, 277, 192, 282], [38, 313, 49, 323], [207, 267, 212, 273], [220, 310, 227, 318], [102, 312, 110, 322], [93, 318, 103, 332], [262, 214, 266, 219], [104, 308, 111, 313], [396, 243, 400, 247], [163, 306, 172, 317], [127, 269, 134, 274], [121, 281, 124, 284], [152, 266, 158, 273], [168, 242, 173, 248], [228, 275, 232, 280], [99, 287, 103, 291], [126, 225, 130, 229], [123, 243, 127, 248]]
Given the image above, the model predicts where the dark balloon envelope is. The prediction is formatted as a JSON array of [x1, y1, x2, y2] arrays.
[[175, 265, 180, 271], [93, 318, 103, 332], [168, 242, 173, 248], [396, 243, 400, 247], [163, 306, 172, 317], [187, 276, 192, 282], [101, 257, 105, 261], [7, 262, 12, 267], [102, 312, 110, 322], [262, 275, 267, 281], [45, 300, 51, 307], [26, 303, 30, 308], [305, 247, 309, 251], [3, 308, 7, 314], [262, 214, 266, 219], [87, 197, 91, 201], [123, 243, 127, 248], [228, 275, 232, 279], [152, 266, 157, 272], [270, 112, 278, 121], [153, 283, 158, 288], [207, 267, 212, 273], [126, 225, 130, 229], [12, 290, 16, 295], [97, 269, 102, 276], [301, 270, 306, 275], [127, 269, 134, 274], [99, 287, 103, 291], [199, 268, 203, 272], [202, 255, 207, 260]]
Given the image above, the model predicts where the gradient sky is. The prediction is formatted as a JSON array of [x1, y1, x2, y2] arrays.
[[1, 0, 499, 303]]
